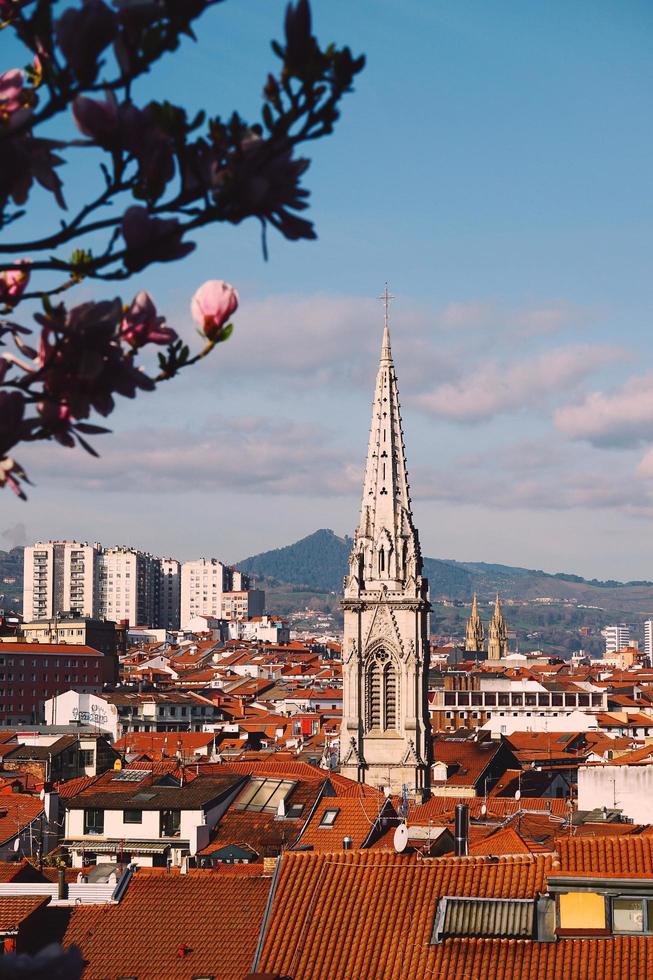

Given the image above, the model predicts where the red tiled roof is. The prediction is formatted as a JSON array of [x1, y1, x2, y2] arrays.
[[294, 798, 394, 852], [0, 894, 49, 932], [257, 848, 653, 979], [556, 835, 653, 875], [59, 869, 272, 980], [257, 850, 551, 978], [468, 827, 546, 856], [0, 796, 43, 845], [0, 642, 103, 656], [115, 732, 217, 756]]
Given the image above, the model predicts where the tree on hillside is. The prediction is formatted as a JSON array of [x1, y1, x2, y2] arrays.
[[0, 0, 364, 498]]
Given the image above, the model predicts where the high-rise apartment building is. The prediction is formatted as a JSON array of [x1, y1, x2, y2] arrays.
[[23, 541, 101, 621], [644, 620, 653, 663], [180, 559, 229, 628], [158, 559, 181, 630], [220, 589, 265, 621], [602, 624, 630, 655], [97, 547, 160, 627]]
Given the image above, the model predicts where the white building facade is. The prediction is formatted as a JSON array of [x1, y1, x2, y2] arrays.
[[23, 541, 101, 620], [602, 624, 630, 654], [180, 559, 229, 628]]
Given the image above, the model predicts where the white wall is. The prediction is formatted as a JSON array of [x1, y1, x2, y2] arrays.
[[578, 763, 653, 823], [44, 690, 119, 740]]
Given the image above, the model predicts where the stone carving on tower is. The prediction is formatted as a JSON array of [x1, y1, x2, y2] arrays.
[[340, 289, 431, 799], [487, 593, 508, 661], [464, 593, 485, 654]]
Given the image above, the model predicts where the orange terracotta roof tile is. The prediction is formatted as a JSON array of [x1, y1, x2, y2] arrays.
[[59, 869, 272, 980], [257, 850, 552, 979], [556, 835, 653, 875], [0, 894, 50, 932]]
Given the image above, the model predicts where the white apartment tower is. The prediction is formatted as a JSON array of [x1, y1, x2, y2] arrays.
[[98, 547, 159, 627], [340, 316, 431, 799], [602, 624, 630, 655], [23, 541, 100, 620], [180, 558, 229, 629], [644, 619, 653, 663]]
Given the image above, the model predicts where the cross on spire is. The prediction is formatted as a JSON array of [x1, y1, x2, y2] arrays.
[[379, 283, 395, 329]]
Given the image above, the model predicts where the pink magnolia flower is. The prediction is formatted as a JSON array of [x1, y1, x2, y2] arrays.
[[191, 280, 239, 341], [0, 69, 28, 125], [72, 93, 119, 145], [0, 261, 30, 306], [120, 290, 177, 348]]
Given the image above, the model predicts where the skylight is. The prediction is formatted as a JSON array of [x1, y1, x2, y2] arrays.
[[111, 770, 149, 782], [235, 778, 297, 813]]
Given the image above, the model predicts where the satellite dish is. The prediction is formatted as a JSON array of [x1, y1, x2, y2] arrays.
[[514, 790, 521, 801], [393, 823, 409, 853], [39, 789, 45, 801], [480, 803, 487, 816], [13, 839, 20, 852]]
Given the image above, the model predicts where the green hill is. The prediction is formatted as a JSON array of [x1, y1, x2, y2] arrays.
[[239, 529, 653, 618]]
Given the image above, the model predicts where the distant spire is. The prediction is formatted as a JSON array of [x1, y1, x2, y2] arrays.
[[464, 592, 484, 653], [487, 593, 508, 660]]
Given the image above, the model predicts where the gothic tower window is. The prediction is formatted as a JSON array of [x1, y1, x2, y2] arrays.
[[367, 661, 381, 729], [366, 652, 398, 732], [384, 662, 397, 730], [378, 547, 385, 574]]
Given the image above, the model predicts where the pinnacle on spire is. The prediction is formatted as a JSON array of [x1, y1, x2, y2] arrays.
[[381, 322, 392, 363]]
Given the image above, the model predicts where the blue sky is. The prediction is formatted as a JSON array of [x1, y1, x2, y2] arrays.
[[4, 0, 653, 579]]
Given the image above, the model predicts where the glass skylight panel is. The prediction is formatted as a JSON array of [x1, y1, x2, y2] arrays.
[[111, 769, 149, 782], [236, 777, 297, 812]]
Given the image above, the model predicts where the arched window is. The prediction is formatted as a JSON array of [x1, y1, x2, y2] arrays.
[[378, 547, 385, 574], [367, 662, 381, 730], [366, 653, 398, 732], [384, 663, 397, 730]]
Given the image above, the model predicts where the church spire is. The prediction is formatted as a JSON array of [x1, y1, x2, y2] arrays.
[[487, 593, 508, 660], [340, 290, 431, 799], [347, 310, 421, 593], [465, 592, 484, 653]]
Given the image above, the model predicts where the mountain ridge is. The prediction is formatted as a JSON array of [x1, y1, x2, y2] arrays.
[[238, 529, 653, 615]]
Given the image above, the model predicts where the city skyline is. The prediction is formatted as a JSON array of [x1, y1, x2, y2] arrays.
[[3, 1, 653, 580]]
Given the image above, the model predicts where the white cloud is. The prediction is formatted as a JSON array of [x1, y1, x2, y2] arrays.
[[414, 344, 624, 423], [20, 415, 363, 498], [555, 372, 653, 448]]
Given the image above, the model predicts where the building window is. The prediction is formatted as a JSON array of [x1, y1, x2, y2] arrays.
[[123, 809, 142, 824], [612, 898, 653, 933], [79, 749, 95, 767], [319, 808, 339, 828], [83, 808, 104, 835], [160, 810, 181, 837]]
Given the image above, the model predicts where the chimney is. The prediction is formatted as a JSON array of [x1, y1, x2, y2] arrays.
[[57, 866, 68, 900], [263, 855, 279, 875], [342, 836, 353, 851], [454, 803, 469, 857]]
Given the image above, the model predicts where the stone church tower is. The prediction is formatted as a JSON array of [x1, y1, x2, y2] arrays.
[[487, 594, 508, 660], [464, 593, 484, 654], [340, 317, 431, 799]]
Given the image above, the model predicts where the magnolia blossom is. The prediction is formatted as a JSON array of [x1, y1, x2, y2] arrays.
[[191, 280, 239, 341], [0, 261, 30, 306], [121, 207, 194, 271], [120, 290, 177, 348], [0, 68, 34, 129]]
